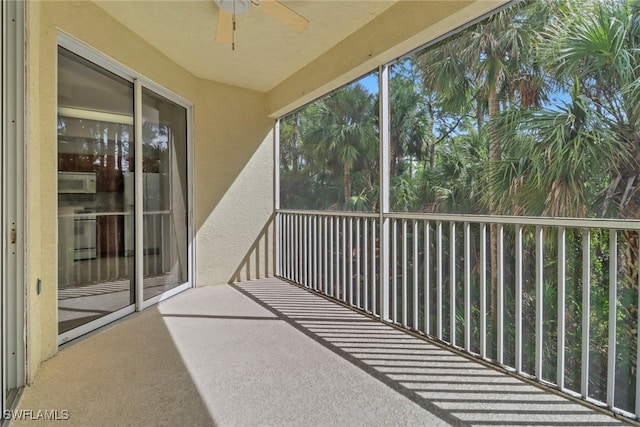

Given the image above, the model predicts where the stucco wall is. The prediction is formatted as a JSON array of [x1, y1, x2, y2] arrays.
[[194, 80, 275, 285], [25, 0, 274, 381]]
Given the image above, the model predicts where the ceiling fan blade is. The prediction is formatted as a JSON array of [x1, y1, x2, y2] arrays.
[[215, 7, 233, 44], [260, 0, 309, 33]]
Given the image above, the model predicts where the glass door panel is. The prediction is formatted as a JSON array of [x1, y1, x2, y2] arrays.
[[141, 89, 188, 300], [57, 47, 135, 334]]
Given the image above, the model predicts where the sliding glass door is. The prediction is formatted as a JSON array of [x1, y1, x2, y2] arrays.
[[57, 43, 191, 343], [57, 47, 135, 335], [141, 89, 189, 301]]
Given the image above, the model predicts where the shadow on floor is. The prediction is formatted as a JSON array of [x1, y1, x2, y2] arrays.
[[12, 307, 216, 427], [13, 278, 629, 427], [233, 279, 627, 427]]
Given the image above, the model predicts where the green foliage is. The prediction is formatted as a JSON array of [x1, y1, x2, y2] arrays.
[[280, 80, 378, 210]]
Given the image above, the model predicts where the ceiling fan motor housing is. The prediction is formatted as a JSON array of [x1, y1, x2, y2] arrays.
[[215, 0, 251, 15]]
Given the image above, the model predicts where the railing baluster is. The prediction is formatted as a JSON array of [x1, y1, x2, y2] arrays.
[[480, 222, 487, 359], [581, 229, 591, 399], [515, 224, 523, 374], [311, 215, 319, 291], [286, 214, 290, 279], [287, 215, 293, 280], [300, 215, 304, 285], [607, 230, 617, 408], [424, 221, 430, 336], [307, 216, 312, 287], [313, 216, 317, 289], [289, 214, 293, 280], [332, 216, 337, 296], [450, 222, 456, 346], [497, 223, 504, 364], [300, 215, 305, 286], [324, 216, 328, 294], [299, 215, 303, 283], [364, 219, 369, 312], [303, 215, 308, 287], [437, 221, 443, 341], [336, 217, 341, 298], [282, 214, 291, 279], [275, 213, 280, 276], [290, 214, 294, 281], [535, 225, 544, 380], [297, 215, 302, 285], [300, 214, 304, 285], [558, 226, 566, 390], [330, 216, 335, 297], [393, 219, 398, 323], [294, 214, 298, 283], [349, 217, 353, 305], [356, 218, 361, 308], [342, 216, 347, 303], [282, 213, 286, 277], [464, 222, 471, 352], [372, 219, 377, 316], [413, 220, 419, 329], [293, 214, 297, 281], [307, 215, 312, 288], [402, 219, 408, 327]]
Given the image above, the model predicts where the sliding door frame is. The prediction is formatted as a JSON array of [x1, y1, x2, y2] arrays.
[[2, 0, 26, 414], [57, 33, 194, 344]]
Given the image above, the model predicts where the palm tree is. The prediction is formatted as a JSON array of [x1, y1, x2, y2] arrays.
[[303, 82, 378, 209], [547, 1, 640, 408], [415, 0, 555, 345], [489, 0, 640, 408], [542, 0, 640, 219], [488, 85, 616, 218], [279, 111, 313, 209], [385, 60, 433, 211]]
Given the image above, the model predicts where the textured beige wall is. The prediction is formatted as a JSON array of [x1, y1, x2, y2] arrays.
[[25, 0, 274, 381], [193, 79, 274, 285]]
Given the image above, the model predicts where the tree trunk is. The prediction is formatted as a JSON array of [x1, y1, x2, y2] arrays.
[[344, 163, 352, 206], [292, 112, 300, 172]]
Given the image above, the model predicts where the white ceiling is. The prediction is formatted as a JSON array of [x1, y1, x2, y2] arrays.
[[93, 0, 398, 93]]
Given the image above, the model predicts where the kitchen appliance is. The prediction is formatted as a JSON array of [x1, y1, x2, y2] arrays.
[[58, 171, 97, 194], [73, 208, 97, 260]]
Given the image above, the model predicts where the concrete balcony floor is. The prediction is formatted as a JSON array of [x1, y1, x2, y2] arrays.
[[13, 278, 627, 426]]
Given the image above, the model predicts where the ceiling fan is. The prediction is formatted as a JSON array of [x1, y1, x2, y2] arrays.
[[215, 0, 310, 49]]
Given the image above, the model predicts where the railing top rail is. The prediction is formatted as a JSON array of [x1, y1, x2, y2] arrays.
[[276, 209, 640, 230], [277, 209, 379, 219], [385, 212, 640, 229]]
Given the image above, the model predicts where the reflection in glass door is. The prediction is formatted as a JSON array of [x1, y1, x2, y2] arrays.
[[141, 89, 188, 300], [57, 43, 192, 342], [57, 47, 135, 335]]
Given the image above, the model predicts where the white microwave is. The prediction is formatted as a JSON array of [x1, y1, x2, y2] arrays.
[[58, 172, 97, 194]]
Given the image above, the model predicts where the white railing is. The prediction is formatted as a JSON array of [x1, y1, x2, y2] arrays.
[[276, 209, 640, 420], [58, 211, 174, 286]]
